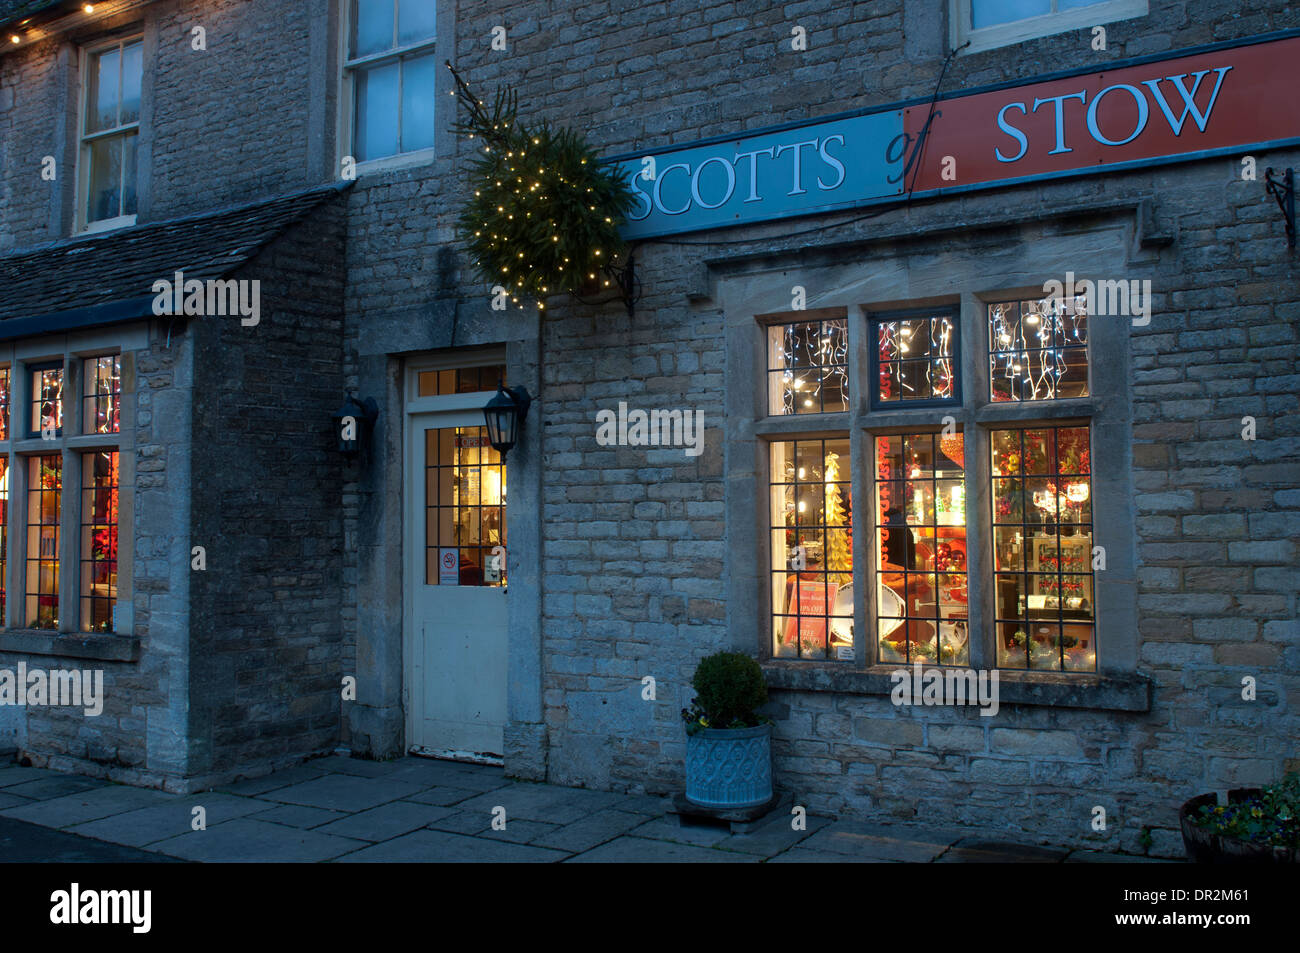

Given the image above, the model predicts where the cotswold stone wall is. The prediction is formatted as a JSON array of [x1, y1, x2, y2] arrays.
[[187, 200, 349, 785], [0, 322, 195, 789]]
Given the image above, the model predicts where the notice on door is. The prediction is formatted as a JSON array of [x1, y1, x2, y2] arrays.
[[438, 548, 459, 586]]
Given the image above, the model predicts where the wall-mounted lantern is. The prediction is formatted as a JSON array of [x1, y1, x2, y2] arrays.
[[483, 381, 532, 458], [333, 391, 379, 458]]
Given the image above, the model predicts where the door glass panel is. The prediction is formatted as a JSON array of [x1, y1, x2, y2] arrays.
[[425, 425, 506, 586]]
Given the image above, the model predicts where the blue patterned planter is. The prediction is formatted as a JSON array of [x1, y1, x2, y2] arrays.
[[685, 723, 773, 809]]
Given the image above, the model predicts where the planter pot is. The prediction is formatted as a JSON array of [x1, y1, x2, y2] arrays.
[[685, 723, 773, 810], [1180, 789, 1299, 863]]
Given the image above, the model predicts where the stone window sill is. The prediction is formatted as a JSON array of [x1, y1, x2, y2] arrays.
[[0, 629, 139, 663], [762, 661, 1152, 712]]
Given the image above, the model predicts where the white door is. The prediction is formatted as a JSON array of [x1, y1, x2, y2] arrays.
[[406, 410, 508, 761]]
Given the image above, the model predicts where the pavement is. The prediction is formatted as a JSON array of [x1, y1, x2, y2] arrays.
[[0, 755, 1175, 863]]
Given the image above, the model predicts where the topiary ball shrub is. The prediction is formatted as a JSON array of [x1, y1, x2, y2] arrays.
[[682, 652, 769, 732]]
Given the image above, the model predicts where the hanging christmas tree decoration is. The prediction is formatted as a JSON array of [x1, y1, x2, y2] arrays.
[[446, 63, 638, 313]]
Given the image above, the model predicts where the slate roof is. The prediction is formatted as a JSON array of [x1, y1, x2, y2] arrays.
[[0, 181, 352, 326], [0, 0, 63, 28]]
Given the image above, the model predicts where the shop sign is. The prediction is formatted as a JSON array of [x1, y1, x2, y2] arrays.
[[614, 32, 1300, 240]]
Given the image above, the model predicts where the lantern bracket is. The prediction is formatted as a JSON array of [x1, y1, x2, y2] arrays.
[[1265, 167, 1295, 249]]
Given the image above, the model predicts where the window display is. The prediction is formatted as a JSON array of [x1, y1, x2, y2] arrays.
[[989, 295, 1088, 402], [770, 438, 853, 660], [874, 432, 969, 665], [991, 425, 1095, 670], [873, 308, 959, 406], [767, 317, 849, 416]]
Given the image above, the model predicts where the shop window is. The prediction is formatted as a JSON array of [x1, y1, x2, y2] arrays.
[[989, 295, 1088, 402], [82, 355, 121, 435], [766, 317, 849, 415], [871, 307, 960, 407], [953, 0, 1147, 53], [875, 432, 969, 665], [345, 0, 438, 163], [28, 363, 63, 437], [991, 426, 1095, 671], [80, 451, 119, 633], [79, 37, 142, 232], [425, 426, 506, 587], [26, 455, 61, 630], [770, 437, 854, 660], [417, 364, 505, 397]]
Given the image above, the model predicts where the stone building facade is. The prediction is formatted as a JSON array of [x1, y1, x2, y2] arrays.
[[0, 0, 1295, 856]]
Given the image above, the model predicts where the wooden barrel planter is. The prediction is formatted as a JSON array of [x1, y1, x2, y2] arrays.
[[1180, 789, 1300, 863]]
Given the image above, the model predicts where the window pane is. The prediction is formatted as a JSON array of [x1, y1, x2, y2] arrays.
[[81, 451, 119, 632], [87, 137, 123, 223], [353, 0, 396, 57], [875, 311, 958, 404], [29, 366, 63, 435], [122, 132, 139, 216], [989, 296, 1089, 402], [771, 438, 853, 661], [355, 61, 400, 161], [425, 426, 506, 587], [991, 426, 1095, 671], [83, 355, 121, 435], [767, 318, 849, 415], [26, 455, 61, 630], [86, 45, 120, 133], [397, 0, 436, 45], [971, 0, 1053, 29], [875, 432, 968, 666], [400, 52, 437, 153], [120, 40, 142, 125]]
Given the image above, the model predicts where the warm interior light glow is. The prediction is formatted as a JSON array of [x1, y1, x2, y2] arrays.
[[84, 3, 95, 12]]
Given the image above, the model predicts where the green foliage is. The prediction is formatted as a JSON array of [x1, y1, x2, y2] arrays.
[[1194, 771, 1300, 848], [448, 65, 635, 309], [681, 652, 770, 734]]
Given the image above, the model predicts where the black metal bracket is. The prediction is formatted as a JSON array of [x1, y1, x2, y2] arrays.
[[1265, 167, 1295, 248]]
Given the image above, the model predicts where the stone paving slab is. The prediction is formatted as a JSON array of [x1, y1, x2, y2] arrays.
[[768, 846, 897, 863], [426, 809, 492, 836], [402, 785, 480, 807], [150, 818, 369, 863], [385, 759, 512, 791], [214, 763, 330, 797], [0, 791, 32, 810], [1, 774, 108, 801], [1064, 849, 1178, 863], [451, 781, 624, 824], [259, 774, 425, 813], [797, 820, 957, 862], [723, 810, 833, 856], [313, 755, 404, 778], [66, 793, 272, 847], [0, 816, 184, 863], [248, 803, 349, 829], [936, 838, 1068, 863], [529, 808, 650, 853], [478, 818, 563, 845], [0, 782, 176, 828], [627, 814, 737, 848], [0, 766, 59, 788], [314, 800, 458, 842], [566, 835, 761, 863], [334, 827, 568, 863]]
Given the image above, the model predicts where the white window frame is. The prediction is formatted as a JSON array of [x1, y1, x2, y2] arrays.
[[338, 0, 440, 175], [951, 0, 1148, 55], [75, 35, 144, 235]]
